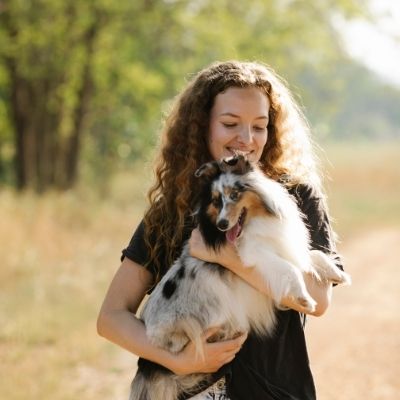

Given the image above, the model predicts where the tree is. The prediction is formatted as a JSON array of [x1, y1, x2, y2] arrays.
[[3, 0, 389, 193], [0, 0, 105, 191]]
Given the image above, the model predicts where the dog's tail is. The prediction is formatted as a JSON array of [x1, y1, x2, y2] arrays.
[[178, 318, 205, 358], [129, 367, 179, 400], [130, 365, 209, 400]]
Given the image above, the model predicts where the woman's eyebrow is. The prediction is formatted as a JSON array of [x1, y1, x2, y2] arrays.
[[220, 112, 269, 120], [219, 112, 239, 118]]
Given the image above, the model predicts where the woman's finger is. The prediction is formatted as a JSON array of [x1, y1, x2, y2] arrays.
[[202, 326, 222, 341], [213, 331, 248, 351]]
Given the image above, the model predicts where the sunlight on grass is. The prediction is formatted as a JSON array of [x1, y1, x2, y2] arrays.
[[0, 141, 399, 399], [0, 178, 149, 399], [320, 140, 400, 239]]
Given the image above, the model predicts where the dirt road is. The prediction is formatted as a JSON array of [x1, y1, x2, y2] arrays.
[[307, 228, 400, 400]]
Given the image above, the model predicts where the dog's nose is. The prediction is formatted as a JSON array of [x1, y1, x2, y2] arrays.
[[217, 219, 229, 231]]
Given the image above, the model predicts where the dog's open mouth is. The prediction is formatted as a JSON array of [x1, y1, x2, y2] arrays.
[[226, 208, 247, 243]]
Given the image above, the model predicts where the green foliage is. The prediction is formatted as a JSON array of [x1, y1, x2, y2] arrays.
[[0, 0, 398, 190]]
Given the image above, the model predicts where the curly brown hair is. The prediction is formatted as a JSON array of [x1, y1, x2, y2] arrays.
[[143, 60, 321, 283]]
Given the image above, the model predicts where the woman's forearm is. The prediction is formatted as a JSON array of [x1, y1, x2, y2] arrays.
[[97, 258, 246, 376], [97, 308, 177, 370], [97, 259, 177, 370], [97, 307, 247, 375]]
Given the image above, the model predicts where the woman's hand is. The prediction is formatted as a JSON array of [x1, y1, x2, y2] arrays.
[[188, 227, 239, 270], [169, 327, 248, 375]]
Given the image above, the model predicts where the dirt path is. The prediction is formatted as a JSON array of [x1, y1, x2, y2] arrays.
[[307, 228, 400, 400], [111, 229, 400, 400]]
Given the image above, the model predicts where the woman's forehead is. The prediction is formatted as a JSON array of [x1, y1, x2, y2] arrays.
[[212, 87, 270, 118]]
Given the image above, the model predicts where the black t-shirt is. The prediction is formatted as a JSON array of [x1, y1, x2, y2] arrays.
[[121, 183, 343, 400]]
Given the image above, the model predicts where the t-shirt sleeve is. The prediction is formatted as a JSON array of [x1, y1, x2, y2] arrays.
[[121, 220, 161, 279], [290, 183, 344, 271]]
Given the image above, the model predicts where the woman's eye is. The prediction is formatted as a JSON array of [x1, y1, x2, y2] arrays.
[[222, 122, 237, 128], [254, 126, 267, 132]]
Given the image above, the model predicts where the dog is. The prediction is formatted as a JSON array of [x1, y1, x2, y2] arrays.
[[129, 155, 351, 400]]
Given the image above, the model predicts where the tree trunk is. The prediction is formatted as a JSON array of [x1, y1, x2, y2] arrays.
[[63, 20, 98, 189], [8, 63, 31, 190], [3, 4, 99, 192]]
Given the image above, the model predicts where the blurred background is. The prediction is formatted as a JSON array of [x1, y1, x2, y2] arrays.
[[0, 0, 399, 399]]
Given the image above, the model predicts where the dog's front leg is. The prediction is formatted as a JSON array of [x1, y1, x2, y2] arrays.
[[242, 250, 317, 313]]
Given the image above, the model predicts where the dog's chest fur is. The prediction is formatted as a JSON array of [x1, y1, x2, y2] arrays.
[[141, 244, 276, 354]]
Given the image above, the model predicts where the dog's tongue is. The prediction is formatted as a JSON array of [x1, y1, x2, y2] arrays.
[[226, 222, 240, 243]]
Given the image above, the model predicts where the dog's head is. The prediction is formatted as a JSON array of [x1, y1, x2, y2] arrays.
[[194, 155, 278, 249]]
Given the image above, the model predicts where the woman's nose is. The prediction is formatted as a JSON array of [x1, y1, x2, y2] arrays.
[[238, 126, 253, 144]]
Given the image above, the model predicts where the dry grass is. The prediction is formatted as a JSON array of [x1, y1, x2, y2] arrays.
[[0, 174, 149, 399], [0, 141, 399, 399], [320, 141, 400, 239]]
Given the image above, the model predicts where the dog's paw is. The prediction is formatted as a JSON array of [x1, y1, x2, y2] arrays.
[[295, 295, 317, 313], [310, 250, 351, 286], [279, 268, 317, 313], [330, 270, 352, 286]]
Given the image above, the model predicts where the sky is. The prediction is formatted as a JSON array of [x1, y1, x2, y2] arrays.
[[339, 0, 400, 87]]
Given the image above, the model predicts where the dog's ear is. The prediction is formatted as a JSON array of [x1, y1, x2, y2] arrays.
[[194, 161, 220, 180], [221, 155, 252, 175], [261, 198, 282, 219]]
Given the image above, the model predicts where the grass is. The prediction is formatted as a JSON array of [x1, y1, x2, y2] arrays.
[[0, 172, 150, 399], [320, 140, 400, 240], [0, 140, 399, 399]]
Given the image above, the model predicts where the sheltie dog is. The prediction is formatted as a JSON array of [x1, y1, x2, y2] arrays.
[[129, 155, 350, 400]]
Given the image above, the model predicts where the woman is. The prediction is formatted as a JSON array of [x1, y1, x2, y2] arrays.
[[97, 61, 343, 399]]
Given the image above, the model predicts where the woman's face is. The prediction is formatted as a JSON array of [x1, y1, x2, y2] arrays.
[[208, 86, 270, 163]]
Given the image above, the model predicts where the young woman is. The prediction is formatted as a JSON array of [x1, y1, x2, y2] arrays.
[[97, 61, 343, 400]]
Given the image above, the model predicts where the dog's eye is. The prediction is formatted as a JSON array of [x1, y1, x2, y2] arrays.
[[230, 191, 239, 201]]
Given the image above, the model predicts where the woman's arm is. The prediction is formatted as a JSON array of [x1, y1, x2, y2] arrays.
[[97, 257, 247, 374], [189, 228, 332, 316]]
